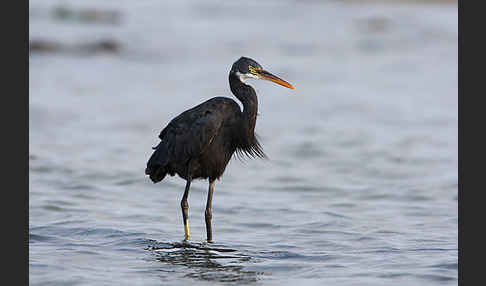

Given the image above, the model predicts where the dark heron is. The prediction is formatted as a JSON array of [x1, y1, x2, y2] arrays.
[[145, 57, 295, 242]]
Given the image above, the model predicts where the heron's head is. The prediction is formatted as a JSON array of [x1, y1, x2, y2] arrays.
[[230, 57, 295, 89]]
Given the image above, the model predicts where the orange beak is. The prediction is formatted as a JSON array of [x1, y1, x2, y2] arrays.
[[257, 69, 295, 90]]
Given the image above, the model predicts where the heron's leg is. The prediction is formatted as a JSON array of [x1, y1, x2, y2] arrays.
[[205, 179, 216, 242], [181, 178, 192, 240]]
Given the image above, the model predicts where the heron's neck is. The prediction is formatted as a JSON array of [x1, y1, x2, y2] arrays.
[[229, 73, 258, 131]]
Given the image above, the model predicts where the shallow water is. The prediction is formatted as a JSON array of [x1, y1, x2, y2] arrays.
[[29, 0, 457, 285]]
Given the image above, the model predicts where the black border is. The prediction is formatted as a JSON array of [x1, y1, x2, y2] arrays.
[[4, 0, 28, 284], [457, 0, 461, 283]]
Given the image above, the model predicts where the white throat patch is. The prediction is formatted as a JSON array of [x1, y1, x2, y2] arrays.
[[235, 71, 258, 83]]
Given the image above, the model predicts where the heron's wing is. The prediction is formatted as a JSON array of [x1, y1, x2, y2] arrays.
[[158, 102, 226, 163]]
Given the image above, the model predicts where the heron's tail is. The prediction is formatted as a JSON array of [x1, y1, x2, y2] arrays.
[[145, 141, 169, 183]]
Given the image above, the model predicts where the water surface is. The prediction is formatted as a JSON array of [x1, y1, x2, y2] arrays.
[[29, 0, 457, 285]]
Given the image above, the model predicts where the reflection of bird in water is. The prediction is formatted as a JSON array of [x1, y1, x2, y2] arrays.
[[145, 57, 295, 242], [150, 241, 257, 283]]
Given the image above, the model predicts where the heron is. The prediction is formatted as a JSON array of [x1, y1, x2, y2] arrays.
[[145, 56, 295, 242]]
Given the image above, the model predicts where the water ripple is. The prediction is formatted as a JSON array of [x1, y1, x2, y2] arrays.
[[147, 240, 261, 284]]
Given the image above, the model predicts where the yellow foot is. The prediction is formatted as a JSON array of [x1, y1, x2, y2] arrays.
[[184, 220, 190, 240]]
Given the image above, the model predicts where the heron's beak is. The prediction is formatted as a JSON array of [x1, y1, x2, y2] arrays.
[[254, 69, 295, 90]]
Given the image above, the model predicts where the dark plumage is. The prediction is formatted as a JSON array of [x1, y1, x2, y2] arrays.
[[145, 57, 294, 242]]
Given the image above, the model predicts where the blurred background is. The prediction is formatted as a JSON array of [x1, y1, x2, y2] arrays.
[[29, 0, 457, 285]]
